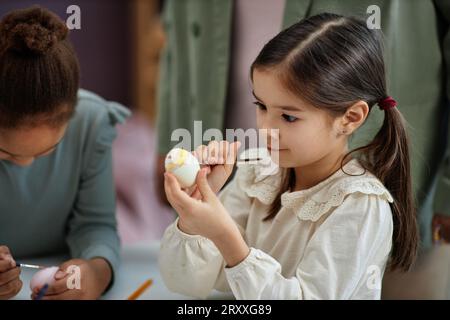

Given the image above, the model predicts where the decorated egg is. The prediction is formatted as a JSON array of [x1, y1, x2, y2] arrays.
[[165, 148, 200, 188], [30, 266, 59, 291]]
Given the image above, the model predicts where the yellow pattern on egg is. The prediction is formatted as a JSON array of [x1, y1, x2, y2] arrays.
[[165, 148, 188, 172]]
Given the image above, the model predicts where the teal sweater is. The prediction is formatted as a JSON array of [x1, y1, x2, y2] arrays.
[[0, 89, 130, 281]]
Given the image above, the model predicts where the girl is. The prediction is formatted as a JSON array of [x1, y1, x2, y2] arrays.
[[159, 13, 418, 299], [0, 6, 129, 299]]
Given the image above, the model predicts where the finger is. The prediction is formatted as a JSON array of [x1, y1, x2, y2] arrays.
[[0, 278, 22, 299], [225, 141, 241, 170], [207, 140, 219, 165], [195, 145, 208, 165], [191, 188, 202, 200], [202, 145, 209, 164], [187, 185, 199, 198], [164, 173, 177, 208], [0, 255, 15, 272], [165, 173, 195, 211], [218, 141, 228, 165], [55, 269, 69, 281], [59, 259, 80, 272], [0, 266, 20, 286], [42, 277, 70, 296], [167, 172, 195, 205], [185, 184, 198, 197], [196, 168, 216, 201], [186, 166, 209, 199], [193, 145, 203, 162], [164, 170, 183, 202]]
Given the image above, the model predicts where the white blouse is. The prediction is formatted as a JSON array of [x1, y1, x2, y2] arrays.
[[159, 158, 394, 300]]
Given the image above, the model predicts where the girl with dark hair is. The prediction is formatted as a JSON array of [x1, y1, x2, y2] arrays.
[[0, 6, 129, 299], [160, 13, 418, 299]]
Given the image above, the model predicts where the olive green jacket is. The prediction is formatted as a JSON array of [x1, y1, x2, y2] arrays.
[[156, 0, 450, 248]]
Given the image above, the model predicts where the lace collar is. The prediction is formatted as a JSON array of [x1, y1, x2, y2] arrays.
[[236, 158, 394, 222]]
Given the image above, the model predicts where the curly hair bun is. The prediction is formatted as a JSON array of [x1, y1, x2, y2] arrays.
[[0, 6, 68, 55]]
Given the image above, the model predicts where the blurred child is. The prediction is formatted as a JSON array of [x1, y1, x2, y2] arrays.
[[0, 6, 129, 299]]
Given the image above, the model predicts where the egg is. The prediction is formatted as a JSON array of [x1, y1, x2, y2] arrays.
[[165, 148, 200, 188], [30, 266, 59, 291]]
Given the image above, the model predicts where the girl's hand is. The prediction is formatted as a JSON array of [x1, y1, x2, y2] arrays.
[[165, 168, 250, 267], [31, 258, 112, 300], [165, 167, 238, 240], [0, 246, 22, 300], [188, 141, 241, 199]]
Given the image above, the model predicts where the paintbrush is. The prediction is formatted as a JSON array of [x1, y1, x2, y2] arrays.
[[16, 262, 46, 270]]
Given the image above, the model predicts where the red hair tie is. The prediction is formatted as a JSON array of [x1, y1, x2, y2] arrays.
[[378, 96, 397, 111]]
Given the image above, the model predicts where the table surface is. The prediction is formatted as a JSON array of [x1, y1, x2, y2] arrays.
[[14, 241, 234, 300]]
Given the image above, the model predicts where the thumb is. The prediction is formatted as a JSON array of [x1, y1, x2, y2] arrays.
[[55, 260, 77, 280], [196, 168, 215, 201], [59, 259, 75, 271]]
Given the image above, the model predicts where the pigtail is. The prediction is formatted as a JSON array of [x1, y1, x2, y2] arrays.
[[347, 106, 418, 271]]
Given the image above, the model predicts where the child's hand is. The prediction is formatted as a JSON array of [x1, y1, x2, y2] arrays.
[[0, 246, 22, 300], [188, 141, 241, 199], [165, 167, 238, 240], [31, 258, 112, 300]]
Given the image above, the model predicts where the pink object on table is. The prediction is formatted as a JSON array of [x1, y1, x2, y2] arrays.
[[30, 266, 59, 291]]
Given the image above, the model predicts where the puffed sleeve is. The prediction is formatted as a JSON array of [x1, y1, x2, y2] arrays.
[[66, 100, 131, 290], [158, 165, 253, 298], [224, 193, 393, 300]]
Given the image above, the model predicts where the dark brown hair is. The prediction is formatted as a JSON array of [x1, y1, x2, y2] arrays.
[[0, 6, 79, 128], [251, 13, 418, 271]]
